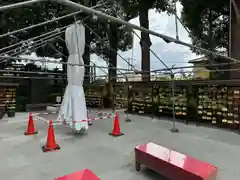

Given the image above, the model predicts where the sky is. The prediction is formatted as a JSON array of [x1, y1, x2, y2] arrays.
[[21, 3, 200, 75]]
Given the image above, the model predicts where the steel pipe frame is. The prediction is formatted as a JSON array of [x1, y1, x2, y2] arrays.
[[152, 60, 240, 72], [0, 0, 183, 75], [0, 7, 103, 54], [2, 27, 125, 79], [52, 0, 240, 133], [0, 72, 126, 80], [3, 35, 239, 76], [1, 42, 53, 64], [51, 0, 240, 64], [9, 39, 54, 57], [2, 0, 240, 63], [0, 24, 69, 53], [0, 55, 134, 71], [48, 41, 108, 75], [0, 33, 66, 65], [1, 25, 106, 77], [57, 32, 129, 81], [55, 35, 129, 82], [54, 35, 127, 80], [114, 8, 173, 74], [0, 29, 65, 57], [132, 30, 173, 73], [1, 1, 130, 81], [0, 0, 46, 11], [0, 2, 108, 39], [82, 21, 138, 72], [6, 38, 109, 77], [3, 64, 240, 80], [174, 67, 240, 74]]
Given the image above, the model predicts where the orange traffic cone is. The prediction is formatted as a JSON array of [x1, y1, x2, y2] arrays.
[[42, 120, 60, 152], [109, 112, 124, 136], [24, 112, 38, 135]]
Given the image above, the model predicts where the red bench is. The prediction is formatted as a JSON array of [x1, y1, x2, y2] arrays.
[[135, 142, 217, 180], [55, 168, 100, 180]]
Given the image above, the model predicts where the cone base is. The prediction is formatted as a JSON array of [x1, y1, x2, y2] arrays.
[[42, 144, 60, 153], [109, 132, 124, 136], [24, 130, 38, 136]]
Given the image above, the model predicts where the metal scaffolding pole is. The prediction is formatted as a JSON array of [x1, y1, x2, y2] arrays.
[[54, 0, 240, 63], [0, 73, 127, 81], [0, 0, 45, 11], [0, 2, 108, 39], [0, 55, 133, 71], [50, 38, 107, 75], [56, 36, 125, 79], [115, 9, 174, 124], [0, 24, 68, 53], [81, 21, 138, 72], [0, 30, 65, 57], [0, 33, 65, 65], [115, 11, 170, 73]]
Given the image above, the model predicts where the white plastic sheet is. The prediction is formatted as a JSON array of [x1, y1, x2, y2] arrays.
[[57, 22, 88, 132]]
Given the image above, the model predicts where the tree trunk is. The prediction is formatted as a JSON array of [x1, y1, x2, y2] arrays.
[[230, 0, 240, 79], [139, 5, 151, 82], [108, 23, 118, 83]]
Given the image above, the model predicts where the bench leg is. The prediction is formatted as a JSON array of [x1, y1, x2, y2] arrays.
[[135, 161, 141, 171]]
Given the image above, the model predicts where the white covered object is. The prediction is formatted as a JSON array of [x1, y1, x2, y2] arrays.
[[57, 22, 88, 131]]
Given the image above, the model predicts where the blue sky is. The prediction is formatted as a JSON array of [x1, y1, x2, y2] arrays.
[[22, 3, 199, 74]]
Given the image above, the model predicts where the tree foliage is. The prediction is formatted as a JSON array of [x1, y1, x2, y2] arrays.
[[88, 1, 136, 61], [180, 0, 229, 54], [0, 0, 134, 69], [118, 0, 174, 81]]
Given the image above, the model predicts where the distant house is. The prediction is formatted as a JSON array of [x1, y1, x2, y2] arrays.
[[188, 57, 210, 79]]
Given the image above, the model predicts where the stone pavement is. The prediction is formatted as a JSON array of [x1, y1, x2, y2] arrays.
[[0, 110, 240, 179]]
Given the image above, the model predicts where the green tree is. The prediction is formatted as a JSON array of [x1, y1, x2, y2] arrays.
[[180, 0, 230, 79], [0, 0, 135, 83], [120, 0, 173, 81], [180, 0, 229, 54], [91, 1, 136, 83]]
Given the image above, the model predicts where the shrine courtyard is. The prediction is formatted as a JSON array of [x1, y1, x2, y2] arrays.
[[0, 110, 239, 180]]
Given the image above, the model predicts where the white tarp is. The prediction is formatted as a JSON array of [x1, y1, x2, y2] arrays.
[[57, 22, 88, 132]]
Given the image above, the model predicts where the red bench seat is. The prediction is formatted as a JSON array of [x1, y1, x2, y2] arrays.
[[55, 168, 100, 180], [135, 142, 217, 180]]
